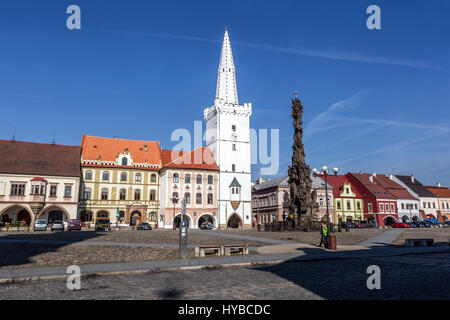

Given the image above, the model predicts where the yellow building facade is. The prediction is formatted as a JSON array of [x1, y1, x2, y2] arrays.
[[78, 135, 161, 228]]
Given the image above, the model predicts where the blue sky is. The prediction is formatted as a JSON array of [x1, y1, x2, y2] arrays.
[[1, 0, 449, 185]]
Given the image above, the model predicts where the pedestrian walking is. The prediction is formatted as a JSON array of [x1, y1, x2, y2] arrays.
[[319, 222, 329, 248]]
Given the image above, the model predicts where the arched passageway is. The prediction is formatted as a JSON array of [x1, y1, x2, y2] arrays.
[[173, 214, 191, 229], [384, 216, 396, 226], [130, 211, 142, 226], [0, 206, 32, 226], [198, 214, 215, 229], [227, 213, 242, 229]]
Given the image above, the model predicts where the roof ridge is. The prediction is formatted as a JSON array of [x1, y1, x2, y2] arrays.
[[83, 135, 159, 144], [0, 139, 80, 149]]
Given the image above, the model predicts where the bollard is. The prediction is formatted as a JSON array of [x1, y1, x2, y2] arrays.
[[328, 235, 337, 250]]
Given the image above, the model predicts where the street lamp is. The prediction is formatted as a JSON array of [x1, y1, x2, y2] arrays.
[[171, 195, 179, 228], [313, 166, 339, 232]]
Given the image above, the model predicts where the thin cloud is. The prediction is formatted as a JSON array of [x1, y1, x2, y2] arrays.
[[332, 129, 450, 166], [0, 91, 53, 100], [334, 117, 450, 132], [305, 91, 367, 139], [235, 41, 441, 71], [88, 28, 440, 70]]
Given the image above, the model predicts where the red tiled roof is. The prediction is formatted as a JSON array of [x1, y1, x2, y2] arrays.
[[81, 135, 161, 167], [349, 173, 416, 200], [318, 175, 363, 198], [161, 147, 218, 170], [425, 186, 450, 198], [0, 140, 81, 177]]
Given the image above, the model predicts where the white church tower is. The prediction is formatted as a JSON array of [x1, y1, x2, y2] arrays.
[[204, 28, 252, 229]]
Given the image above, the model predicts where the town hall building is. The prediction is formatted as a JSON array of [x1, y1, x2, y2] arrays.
[[204, 29, 253, 229]]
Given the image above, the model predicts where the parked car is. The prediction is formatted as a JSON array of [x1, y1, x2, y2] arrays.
[[355, 220, 376, 228], [425, 220, 440, 227], [404, 222, 417, 228], [68, 219, 82, 231], [444, 221, 450, 227], [137, 222, 152, 231], [50, 221, 65, 231], [392, 222, 410, 228], [34, 219, 47, 231], [200, 222, 214, 230], [417, 221, 431, 228], [341, 222, 356, 229], [411, 222, 421, 228], [95, 219, 111, 231]]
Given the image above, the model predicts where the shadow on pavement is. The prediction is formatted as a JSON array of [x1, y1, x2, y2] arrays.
[[251, 243, 450, 300], [0, 231, 106, 268]]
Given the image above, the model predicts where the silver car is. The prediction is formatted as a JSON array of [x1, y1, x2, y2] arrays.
[[50, 221, 65, 231], [34, 219, 47, 232]]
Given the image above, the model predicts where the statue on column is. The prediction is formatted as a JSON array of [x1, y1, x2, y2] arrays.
[[287, 91, 319, 230]]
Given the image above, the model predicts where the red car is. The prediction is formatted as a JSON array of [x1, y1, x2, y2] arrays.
[[68, 219, 82, 231], [391, 222, 410, 228]]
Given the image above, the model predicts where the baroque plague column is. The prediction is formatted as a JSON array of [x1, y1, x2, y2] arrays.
[[285, 92, 319, 230]]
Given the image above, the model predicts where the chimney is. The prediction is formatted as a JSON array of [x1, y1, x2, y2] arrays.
[[369, 176, 374, 183], [437, 182, 441, 188], [372, 172, 377, 177], [411, 175, 415, 183]]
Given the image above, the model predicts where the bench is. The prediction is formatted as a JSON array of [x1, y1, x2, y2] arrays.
[[224, 244, 249, 256], [405, 238, 434, 247], [195, 245, 223, 257]]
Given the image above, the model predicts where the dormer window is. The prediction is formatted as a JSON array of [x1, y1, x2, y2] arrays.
[[122, 157, 128, 166]]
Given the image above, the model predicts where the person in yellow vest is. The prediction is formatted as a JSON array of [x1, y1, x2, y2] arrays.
[[319, 221, 329, 248]]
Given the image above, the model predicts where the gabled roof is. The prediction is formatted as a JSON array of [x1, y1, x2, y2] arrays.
[[349, 173, 416, 200], [425, 186, 450, 198], [81, 135, 161, 167], [319, 174, 363, 198], [311, 175, 333, 190], [252, 176, 289, 191], [0, 139, 81, 177], [160, 147, 219, 171], [394, 175, 437, 198], [348, 173, 396, 199], [229, 177, 242, 188]]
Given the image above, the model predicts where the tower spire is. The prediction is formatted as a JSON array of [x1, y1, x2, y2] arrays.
[[215, 28, 238, 105]]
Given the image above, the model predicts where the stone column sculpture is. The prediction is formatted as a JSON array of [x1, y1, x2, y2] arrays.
[[287, 92, 319, 230]]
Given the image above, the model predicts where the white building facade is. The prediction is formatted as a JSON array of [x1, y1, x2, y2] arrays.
[[0, 140, 81, 228], [393, 175, 438, 221], [204, 29, 253, 229]]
